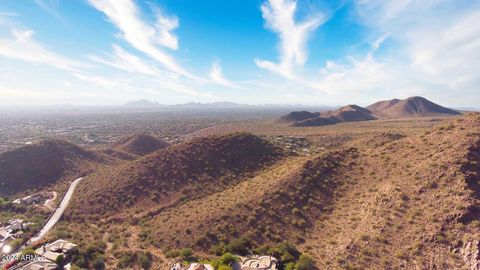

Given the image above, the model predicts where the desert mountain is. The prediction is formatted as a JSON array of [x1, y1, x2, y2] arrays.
[[367, 96, 461, 118], [0, 140, 102, 195], [69, 133, 284, 217], [289, 105, 377, 127], [323, 105, 376, 122], [281, 97, 460, 127], [113, 134, 170, 156], [124, 100, 163, 108], [278, 111, 321, 124]]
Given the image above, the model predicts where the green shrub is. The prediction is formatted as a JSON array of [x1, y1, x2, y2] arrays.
[[273, 242, 300, 261], [9, 238, 23, 250], [281, 252, 295, 263], [55, 254, 65, 266], [70, 265, 82, 270], [285, 262, 296, 270], [226, 237, 252, 255], [138, 252, 153, 269], [211, 243, 227, 256], [296, 254, 315, 270], [180, 248, 193, 259], [92, 258, 105, 270], [117, 252, 137, 268], [253, 244, 272, 255], [20, 248, 36, 258], [220, 253, 238, 265], [54, 229, 71, 239], [165, 249, 180, 258]]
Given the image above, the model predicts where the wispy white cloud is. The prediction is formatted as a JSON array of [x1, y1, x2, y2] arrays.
[[371, 33, 390, 52], [0, 12, 18, 17], [33, 0, 66, 22], [87, 0, 196, 79], [353, 0, 480, 99], [153, 9, 179, 50], [72, 73, 119, 87], [0, 28, 87, 71], [406, 9, 480, 89], [255, 0, 325, 79], [208, 60, 242, 89], [89, 44, 167, 77]]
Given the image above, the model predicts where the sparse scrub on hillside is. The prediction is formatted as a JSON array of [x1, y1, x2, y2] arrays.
[[113, 250, 153, 269]]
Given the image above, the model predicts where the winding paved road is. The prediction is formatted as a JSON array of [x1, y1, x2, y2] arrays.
[[0, 177, 83, 268], [29, 177, 83, 243]]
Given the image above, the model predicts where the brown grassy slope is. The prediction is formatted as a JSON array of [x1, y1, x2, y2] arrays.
[[292, 116, 340, 127], [0, 139, 103, 195], [68, 133, 284, 219], [144, 148, 358, 251], [281, 105, 377, 127], [302, 113, 480, 269], [189, 117, 438, 143], [56, 114, 480, 269], [278, 111, 321, 124], [367, 98, 401, 112], [113, 134, 170, 155], [322, 104, 377, 122], [368, 96, 461, 118]]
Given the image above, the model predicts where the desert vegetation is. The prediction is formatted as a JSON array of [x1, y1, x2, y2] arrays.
[[3, 109, 479, 269]]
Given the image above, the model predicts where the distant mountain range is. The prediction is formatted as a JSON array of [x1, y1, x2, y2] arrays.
[[124, 100, 164, 107], [124, 100, 333, 111], [279, 96, 461, 127]]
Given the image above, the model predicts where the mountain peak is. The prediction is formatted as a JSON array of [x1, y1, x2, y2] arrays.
[[367, 96, 460, 118]]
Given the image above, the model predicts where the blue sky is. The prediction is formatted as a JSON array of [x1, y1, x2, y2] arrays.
[[0, 0, 479, 106]]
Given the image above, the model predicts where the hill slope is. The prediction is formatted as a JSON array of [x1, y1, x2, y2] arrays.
[[113, 134, 170, 156], [322, 105, 377, 122], [278, 111, 321, 124], [58, 114, 480, 269], [301, 113, 480, 269], [367, 96, 461, 118], [0, 140, 102, 195], [146, 148, 358, 251], [154, 114, 480, 268], [69, 133, 284, 218], [288, 105, 377, 127]]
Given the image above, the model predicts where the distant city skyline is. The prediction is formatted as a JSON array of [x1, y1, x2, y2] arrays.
[[0, 0, 479, 107]]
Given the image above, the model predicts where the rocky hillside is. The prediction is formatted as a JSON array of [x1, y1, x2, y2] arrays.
[[146, 148, 358, 251], [278, 111, 321, 124], [68, 133, 284, 218], [289, 105, 377, 127], [113, 134, 170, 156], [367, 96, 460, 118], [57, 114, 480, 269], [0, 140, 102, 195], [301, 113, 480, 269]]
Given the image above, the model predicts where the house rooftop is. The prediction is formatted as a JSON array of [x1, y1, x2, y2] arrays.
[[232, 255, 278, 270], [186, 263, 214, 270], [35, 239, 77, 262], [18, 260, 57, 270], [0, 228, 9, 238]]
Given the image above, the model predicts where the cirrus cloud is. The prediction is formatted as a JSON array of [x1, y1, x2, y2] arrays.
[[255, 0, 326, 79]]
